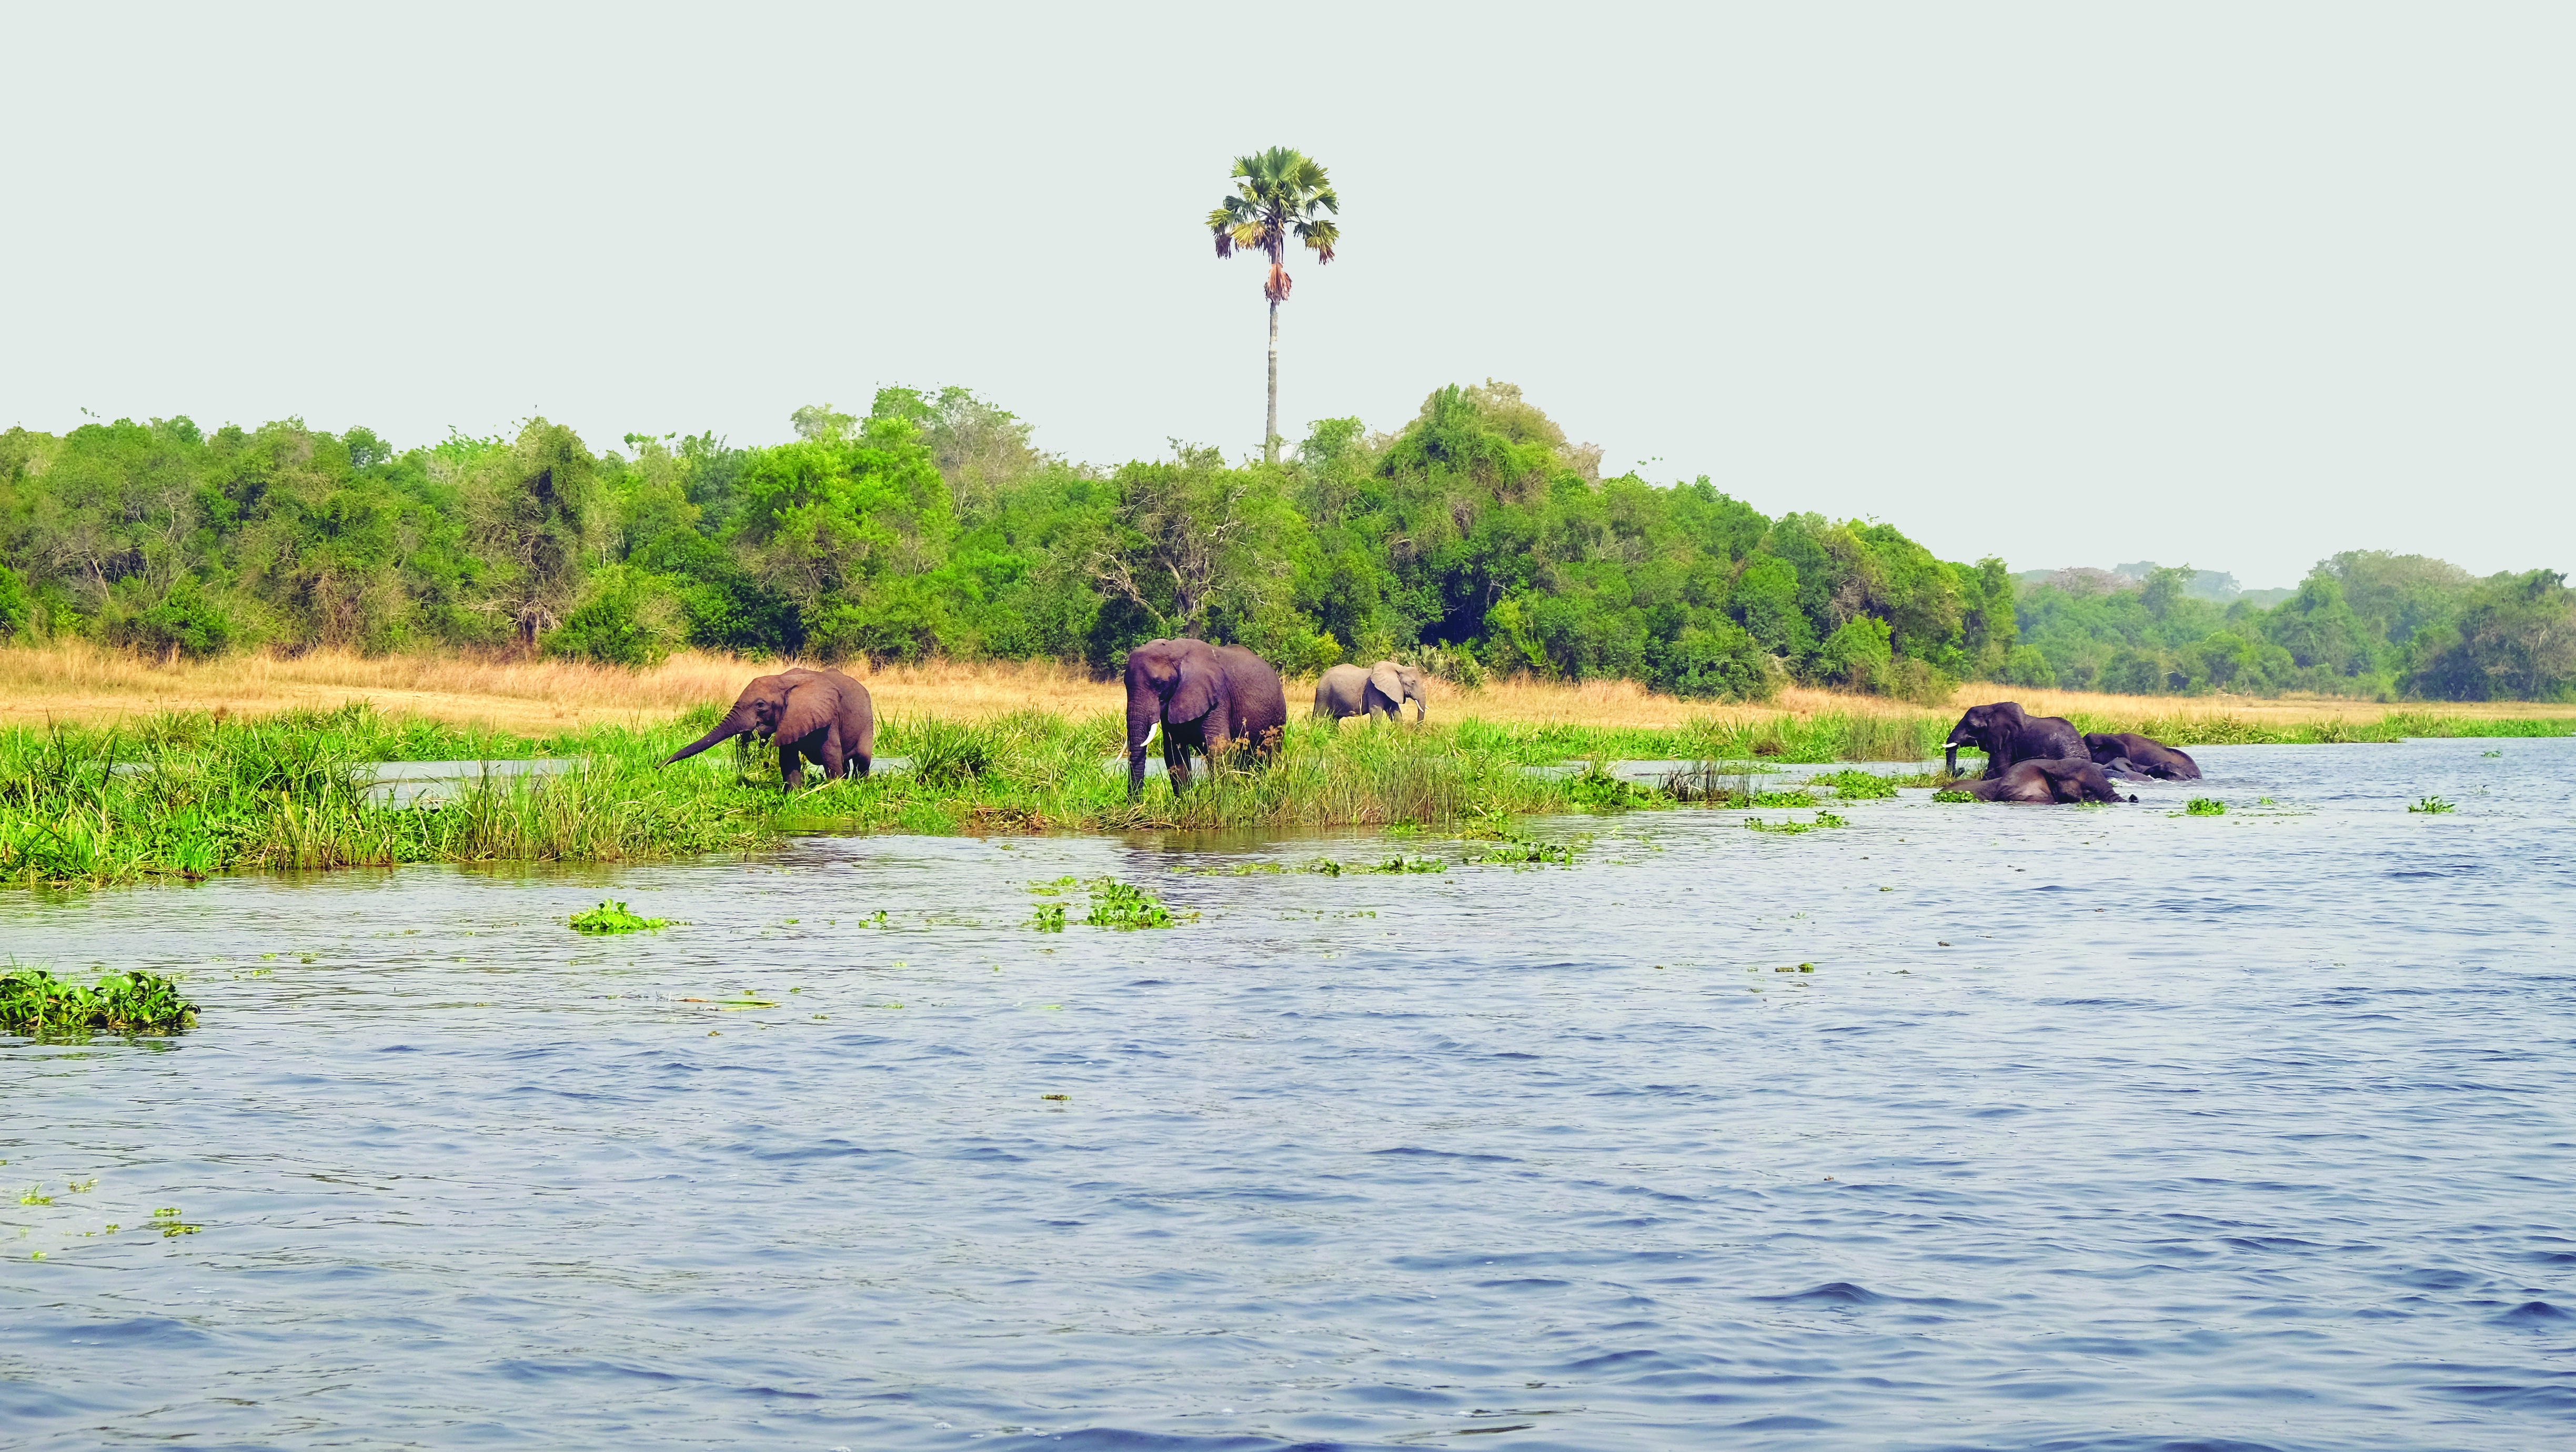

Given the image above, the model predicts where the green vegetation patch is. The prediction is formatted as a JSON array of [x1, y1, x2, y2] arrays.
[[569, 900, 670, 934], [1080, 879, 1175, 930], [2183, 798, 2227, 816], [2408, 796, 2457, 814], [1301, 855, 1446, 876], [1930, 789, 1977, 803], [1807, 769, 1899, 800], [1, 966, 197, 1036], [1464, 833, 1580, 865], [1744, 811, 1849, 834]]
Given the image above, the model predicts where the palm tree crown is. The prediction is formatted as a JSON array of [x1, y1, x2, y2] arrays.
[[1208, 147, 1339, 462], [1209, 147, 1340, 300]]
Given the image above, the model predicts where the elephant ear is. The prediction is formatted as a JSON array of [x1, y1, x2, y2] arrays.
[[774, 675, 836, 743], [1369, 662, 1404, 704], [1166, 651, 1219, 723]]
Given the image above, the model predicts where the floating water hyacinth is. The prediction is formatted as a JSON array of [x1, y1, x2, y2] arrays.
[[1080, 880, 1174, 930], [569, 901, 670, 934], [0, 966, 197, 1035]]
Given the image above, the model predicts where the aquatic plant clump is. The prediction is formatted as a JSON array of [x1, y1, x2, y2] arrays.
[[1, 966, 197, 1035], [2408, 796, 2457, 814], [1930, 789, 1977, 803], [2184, 798, 2227, 816], [1464, 835, 1578, 865], [1743, 811, 1848, 834], [1808, 769, 1899, 800], [1081, 879, 1174, 930], [569, 901, 671, 934]]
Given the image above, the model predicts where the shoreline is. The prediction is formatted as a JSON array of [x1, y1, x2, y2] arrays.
[[3, 642, 2565, 733]]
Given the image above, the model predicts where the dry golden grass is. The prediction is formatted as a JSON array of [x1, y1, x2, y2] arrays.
[[0, 641, 2557, 731], [0, 642, 1130, 731]]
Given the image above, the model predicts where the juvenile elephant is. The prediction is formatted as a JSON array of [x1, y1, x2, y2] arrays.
[[662, 667, 874, 790], [1125, 638, 1290, 801], [1958, 757, 2133, 803], [2084, 731, 2201, 781], [1314, 660, 1426, 725], [1946, 700, 2084, 779]]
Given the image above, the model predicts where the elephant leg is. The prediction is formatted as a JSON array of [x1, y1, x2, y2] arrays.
[[778, 739, 804, 791], [1163, 731, 1193, 793], [817, 724, 847, 782]]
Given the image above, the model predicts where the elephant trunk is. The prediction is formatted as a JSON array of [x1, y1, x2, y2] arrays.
[[1944, 744, 1959, 777], [663, 705, 754, 767], [1126, 695, 1160, 801]]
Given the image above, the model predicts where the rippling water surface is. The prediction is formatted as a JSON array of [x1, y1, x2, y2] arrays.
[[5, 739, 2573, 1450]]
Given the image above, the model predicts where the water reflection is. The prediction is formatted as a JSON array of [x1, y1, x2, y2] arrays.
[[3, 738, 2572, 1450]]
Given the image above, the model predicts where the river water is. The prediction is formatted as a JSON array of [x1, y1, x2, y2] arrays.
[[4, 739, 2572, 1450]]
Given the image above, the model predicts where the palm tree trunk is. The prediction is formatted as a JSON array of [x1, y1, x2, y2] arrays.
[[1265, 297, 1280, 463]]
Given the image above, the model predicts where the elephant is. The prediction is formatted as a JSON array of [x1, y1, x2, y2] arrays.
[[1125, 638, 1289, 801], [1957, 757, 2134, 803], [1945, 700, 2085, 779], [2084, 731, 2201, 781], [1314, 660, 1427, 726], [661, 667, 875, 790]]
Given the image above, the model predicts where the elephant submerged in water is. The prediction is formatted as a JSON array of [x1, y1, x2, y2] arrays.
[[1956, 757, 2134, 804], [1124, 638, 1290, 801], [2085, 731, 2201, 781], [662, 668, 874, 790], [1314, 661, 1426, 725], [1946, 701, 2085, 779]]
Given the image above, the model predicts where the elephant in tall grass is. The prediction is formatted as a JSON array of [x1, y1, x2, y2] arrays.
[[662, 668, 874, 790], [1314, 661, 1426, 726], [1125, 639, 1290, 801]]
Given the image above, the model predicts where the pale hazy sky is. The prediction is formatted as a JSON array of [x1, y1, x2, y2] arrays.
[[5, 3, 2568, 588]]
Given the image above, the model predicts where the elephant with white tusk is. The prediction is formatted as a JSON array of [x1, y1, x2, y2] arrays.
[[1313, 660, 1427, 726]]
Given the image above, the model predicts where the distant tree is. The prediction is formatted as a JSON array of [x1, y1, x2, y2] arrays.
[[1208, 147, 1340, 463], [460, 419, 600, 648]]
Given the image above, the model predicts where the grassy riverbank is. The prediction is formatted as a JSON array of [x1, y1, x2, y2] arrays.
[[2, 700, 2568, 888]]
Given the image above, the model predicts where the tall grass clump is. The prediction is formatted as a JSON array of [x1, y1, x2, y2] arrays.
[[0, 706, 784, 888]]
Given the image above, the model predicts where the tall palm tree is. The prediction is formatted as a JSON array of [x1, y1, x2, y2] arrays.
[[1208, 148, 1339, 463]]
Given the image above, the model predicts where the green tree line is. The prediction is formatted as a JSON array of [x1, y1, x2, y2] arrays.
[[1, 382, 2565, 701], [2006, 556, 2575, 701]]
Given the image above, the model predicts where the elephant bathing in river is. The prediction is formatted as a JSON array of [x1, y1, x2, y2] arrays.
[[1958, 757, 2134, 804], [1314, 661, 1427, 726], [1125, 638, 1290, 801], [661, 667, 874, 790], [2084, 731, 2201, 781], [1946, 701, 2085, 779]]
